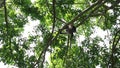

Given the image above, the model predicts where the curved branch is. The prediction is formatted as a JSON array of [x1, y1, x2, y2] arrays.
[[107, 29, 120, 67], [35, 32, 60, 67]]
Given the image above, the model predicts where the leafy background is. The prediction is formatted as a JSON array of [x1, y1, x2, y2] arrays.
[[0, 0, 120, 68]]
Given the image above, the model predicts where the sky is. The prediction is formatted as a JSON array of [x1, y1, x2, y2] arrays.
[[0, 62, 18, 68]]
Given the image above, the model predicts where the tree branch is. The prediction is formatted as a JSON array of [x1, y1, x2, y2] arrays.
[[107, 29, 120, 67], [35, 32, 60, 67], [52, 0, 56, 34], [46, 0, 67, 24], [62, 0, 104, 29], [76, 0, 106, 27], [3, 0, 8, 29], [39, 0, 56, 67], [3, 0, 9, 42]]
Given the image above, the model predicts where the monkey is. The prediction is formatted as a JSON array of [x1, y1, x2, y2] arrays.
[[65, 24, 76, 52], [65, 24, 76, 38], [60, 24, 76, 37]]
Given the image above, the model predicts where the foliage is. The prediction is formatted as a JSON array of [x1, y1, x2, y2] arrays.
[[0, 0, 120, 68]]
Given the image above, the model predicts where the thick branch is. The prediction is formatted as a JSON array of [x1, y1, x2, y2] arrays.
[[62, 0, 104, 29], [76, 0, 106, 27]]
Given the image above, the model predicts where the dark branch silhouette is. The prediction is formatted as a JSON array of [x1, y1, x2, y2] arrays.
[[3, 0, 9, 43]]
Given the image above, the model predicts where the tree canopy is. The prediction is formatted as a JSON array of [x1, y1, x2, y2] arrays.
[[0, 0, 120, 68]]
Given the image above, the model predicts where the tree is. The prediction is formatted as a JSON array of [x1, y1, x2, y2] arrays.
[[0, 0, 120, 68]]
